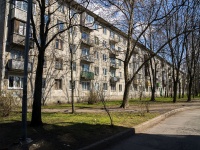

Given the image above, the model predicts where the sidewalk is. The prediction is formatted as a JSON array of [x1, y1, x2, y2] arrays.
[[34, 101, 200, 114]]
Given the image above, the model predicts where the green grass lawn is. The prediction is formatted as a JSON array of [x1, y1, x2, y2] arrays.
[[0, 111, 158, 149]]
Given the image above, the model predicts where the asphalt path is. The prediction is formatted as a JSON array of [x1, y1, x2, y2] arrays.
[[105, 108, 200, 150]]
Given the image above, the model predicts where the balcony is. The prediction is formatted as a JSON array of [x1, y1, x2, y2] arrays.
[[10, 33, 34, 48], [7, 59, 32, 72], [80, 71, 94, 80], [110, 62, 119, 69], [81, 55, 94, 63], [109, 36, 119, 43], [110, 76, 120, 83], [145, 80, 151, 86], [11, 7, 27, 21], [109, 49, 119, 56], [81, 38, 94, 47]]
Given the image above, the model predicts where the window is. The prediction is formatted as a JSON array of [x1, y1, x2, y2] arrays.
[[103, 54, 107, 61], [45, 0, 49, 5], [110, 70, 115, 77], [55, 79, 62, 90], [119, 60, 122, 66], [118, 35, 121, 42], [70, 9, 77, 18], [82, 82, 90, 90], [94, 36, 99, 45], [55, 39, 63, 50], [123, 38, 126, 45], [57, 20, 64, 31], [15, 1, 27, 11], [119, 84, 122, 92], [85, 14, 94, 23], [110, 31, 114, 38], [43, 56, 47, 68], [110, 44, 115, 50], [102, 40, 107, 48], [111, 84, 116, 91], [94, 51, 99, 59], [103, 83, 108, 90], [118, 47, 121, 51], [103, 27, 107, 34], [58, 4, 64, 13], [103, 68, 107, 76], [95, 83, 99, 90], [13, 20, 26, 36], [44, 14, 49, 24], [42, 78, 46, 88], [55, 58, 63, 70], [94, 23, 99, 30], [8, 76, 23, 89], [72, 62, 76, 71], [82, 48, 89, 56], [82, 32, 89, 40], [119, 72, 122, 78], [10, 50, 23, 61], [69, 80, 75, 89], [94, 67, 99, 75], [82, 64, 89, 72]]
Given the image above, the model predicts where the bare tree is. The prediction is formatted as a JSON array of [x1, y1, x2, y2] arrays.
[[99, 0, 188, 108], [185, 1, 200, 101], [164, 0, 199, 103], [30, 0, 90, 126]]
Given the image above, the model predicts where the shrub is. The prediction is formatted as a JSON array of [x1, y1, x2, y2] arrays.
[[87, 90, 99, 104], [0, 92, 14, 117]]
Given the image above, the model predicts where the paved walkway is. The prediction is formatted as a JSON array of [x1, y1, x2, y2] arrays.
[[38, 101, 200, 114], [105, 108, 200, 150]]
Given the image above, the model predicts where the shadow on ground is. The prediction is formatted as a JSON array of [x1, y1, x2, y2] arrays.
[[105, 133, 200, 150], [0, 121, 129, 150]]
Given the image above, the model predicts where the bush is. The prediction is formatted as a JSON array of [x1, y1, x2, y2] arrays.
[[87, 90, 99, 104], [0, 92, 14, 117]]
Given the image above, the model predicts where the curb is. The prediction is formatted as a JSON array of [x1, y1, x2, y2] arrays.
[[79, 106, 200, 150]]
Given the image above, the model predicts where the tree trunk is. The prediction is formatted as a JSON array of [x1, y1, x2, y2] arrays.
[[120, 82, 131, 108], [30, 50, 45, 126], [173, 81, 178, 103], [187, 78, 192, 102], [178, 81, 181, 99], [150, 86, 156, 101]]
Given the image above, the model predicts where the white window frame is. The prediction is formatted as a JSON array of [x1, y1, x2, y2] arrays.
[[8, 75, 23, 89]]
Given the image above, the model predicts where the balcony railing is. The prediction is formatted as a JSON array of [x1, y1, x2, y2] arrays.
[[109, 48, 119, 56], [81, 38, 94, 47], [11, 7, 27, 21], [81, 55, 94, 63], [110, 62, 119, 69], [109, 36, 119, 43], [110, 76, 120, 83], [80, 71, 94, 80], [10, 33, 34, 48], [7, 59, 32, 72]]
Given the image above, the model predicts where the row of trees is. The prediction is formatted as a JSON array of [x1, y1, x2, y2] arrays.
[[22, 0, 200, 126]]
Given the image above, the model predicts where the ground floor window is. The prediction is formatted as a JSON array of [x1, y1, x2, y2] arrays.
[[103, 83, 108, 91], [111, 84, 116, 91], [119, 84, 122, 92], [82, 82, 90, 90], [55, 79, 62, 90], [8, 75, 23, 89]]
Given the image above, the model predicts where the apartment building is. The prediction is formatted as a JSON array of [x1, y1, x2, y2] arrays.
[[0, 0, 183, 104]]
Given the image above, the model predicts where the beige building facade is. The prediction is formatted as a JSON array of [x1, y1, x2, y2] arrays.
[[0, 0, 183, 104]]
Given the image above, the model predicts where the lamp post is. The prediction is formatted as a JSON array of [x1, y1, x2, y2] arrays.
[[21, 0, 32, 143]]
